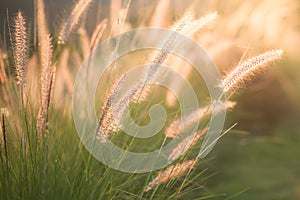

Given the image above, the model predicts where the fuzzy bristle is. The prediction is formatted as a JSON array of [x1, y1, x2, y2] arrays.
[[14, 10, 28, 92], [58, 0, 93, 44], [221, 49, 283, 93], [96, 75, 127, 143], [168, 128, 207, 162], [96, 75, 146, 143], [36, 0, 54, 135], [145, 13, 192, 82], [165, 101, 236, 138], [131, 83, 153, 104], [136, 14, 192, 101], [140, 12, 217, 102], [144, 159, 198, 192], [37, 34, 53, 135], [182, 12, 217, 37]]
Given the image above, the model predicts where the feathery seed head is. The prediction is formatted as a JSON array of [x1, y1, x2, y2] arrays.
[[168, 128, 208, 162], [58, 0, 93, 44], [40, 35, 53, 107], [221, 49, 283, 93], [166, 101, 236, 138], [96, 74, 130, 143], [145, 159, 198, 191], [14, 10, 28, 91], [37, 34, 54, 135], [144, 13, 193, 83], [142, 12, 217, 101], [131, 83, 153, 104], [112, 83, 141, 120], [182, 12, 217, 37]]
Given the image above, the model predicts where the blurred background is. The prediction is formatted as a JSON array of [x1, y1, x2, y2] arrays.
[[1, 0, 299, 199]]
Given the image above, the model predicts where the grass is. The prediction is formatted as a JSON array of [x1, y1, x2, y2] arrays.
[[0, 0, 299, 199], [0, 103, 215, 199]]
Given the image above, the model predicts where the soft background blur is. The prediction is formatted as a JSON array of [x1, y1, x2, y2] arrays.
[[1, 0, 300, 199]]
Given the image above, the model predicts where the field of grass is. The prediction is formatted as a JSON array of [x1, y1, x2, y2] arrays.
[[0, 0, 300, 199]]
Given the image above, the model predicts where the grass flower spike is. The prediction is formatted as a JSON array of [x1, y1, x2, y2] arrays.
[[139, 12, 217, 103], [58, 0, 93, 43], [37, 35, 53, 135], [166, 101, 236, 138], [145, 159, 198, 191], [14, 11, 28, 94], [168, 128, 208, 162], [96, 75, 127, 142], [221, 49, 283, 93]]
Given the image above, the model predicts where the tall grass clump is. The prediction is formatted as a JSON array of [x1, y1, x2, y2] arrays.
[[0, 1, 285, 199]]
